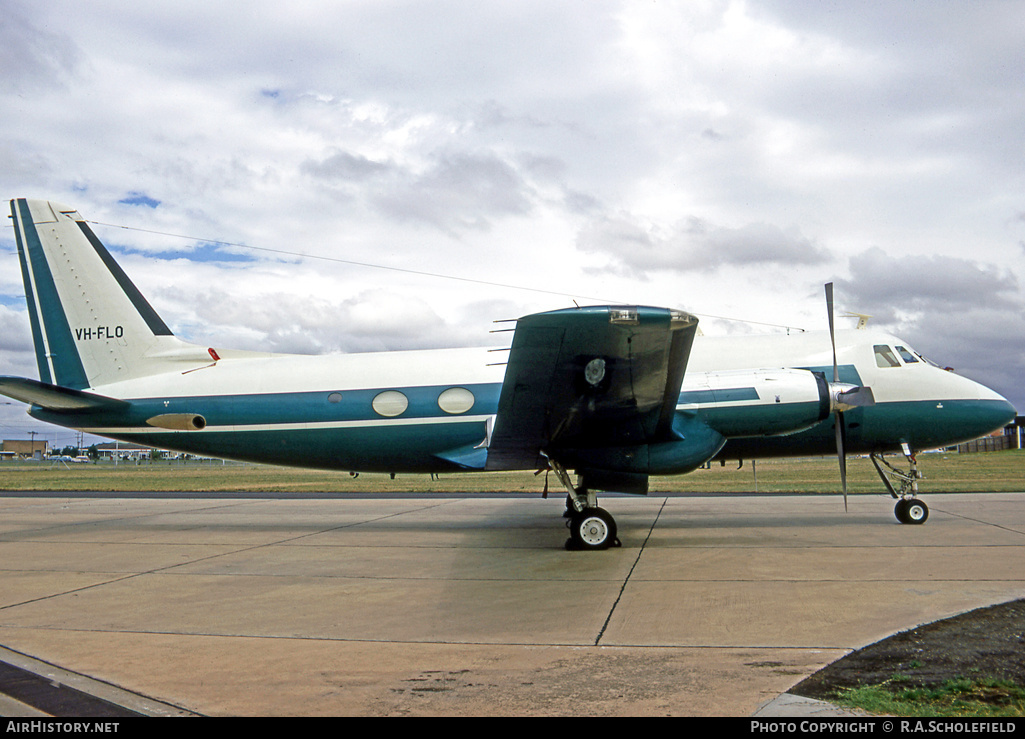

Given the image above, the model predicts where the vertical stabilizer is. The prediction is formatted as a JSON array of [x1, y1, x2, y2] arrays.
[[11, 198, 202, 389]]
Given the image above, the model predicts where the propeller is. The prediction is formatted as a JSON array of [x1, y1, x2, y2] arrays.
[[825, 283, 875, 511]]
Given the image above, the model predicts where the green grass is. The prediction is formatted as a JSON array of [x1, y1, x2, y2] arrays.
[[832, 676, 1025, 717], [0, 449, 1021, 494]]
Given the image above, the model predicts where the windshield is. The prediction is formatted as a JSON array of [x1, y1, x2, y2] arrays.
[[874, 345, 900, 368], [895, 346, 919, 363]]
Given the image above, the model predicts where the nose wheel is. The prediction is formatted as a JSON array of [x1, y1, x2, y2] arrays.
[[895, 497, 929, 525]]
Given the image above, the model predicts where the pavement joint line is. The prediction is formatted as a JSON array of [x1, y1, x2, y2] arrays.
[[0, 500, 467, 614], [595, 497, 667, 646], [928, 507, 1025, 536]]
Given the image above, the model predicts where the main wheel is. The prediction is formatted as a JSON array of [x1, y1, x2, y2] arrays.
[[568, 507, 618, 550]]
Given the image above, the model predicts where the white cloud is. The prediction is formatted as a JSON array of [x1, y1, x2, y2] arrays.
[[577, 213, 830, 276]]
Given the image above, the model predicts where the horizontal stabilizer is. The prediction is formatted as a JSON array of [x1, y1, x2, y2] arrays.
[[0, 376, 128, 412]]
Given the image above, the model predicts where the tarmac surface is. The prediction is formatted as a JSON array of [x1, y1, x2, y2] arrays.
[[0, 490, 1023, 717]]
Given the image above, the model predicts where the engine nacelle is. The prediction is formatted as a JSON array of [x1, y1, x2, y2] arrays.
[[678, 368, 835, 439], [566, 413, 727, 493]]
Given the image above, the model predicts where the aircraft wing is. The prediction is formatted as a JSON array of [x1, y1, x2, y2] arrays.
[[486, 306, 698, 471], [0, 376, 129, 412]]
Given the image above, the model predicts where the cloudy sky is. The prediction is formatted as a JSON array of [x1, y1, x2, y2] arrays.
[[1, 0, 1022, 449]]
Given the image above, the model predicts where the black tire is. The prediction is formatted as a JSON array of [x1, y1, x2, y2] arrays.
[[894, 498, 910, 524], [569, 507, 617, 550], [904, 499, 929, 525]]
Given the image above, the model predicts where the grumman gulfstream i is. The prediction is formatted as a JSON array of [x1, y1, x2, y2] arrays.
[[3, 199, 1016, 549]]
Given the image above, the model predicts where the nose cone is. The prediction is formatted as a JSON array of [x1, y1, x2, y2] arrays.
[[958, 381, 1017, 443], [969, 375, 1017, 424], [991, 397, 1018, 430], [892, 373, 1018, 451]]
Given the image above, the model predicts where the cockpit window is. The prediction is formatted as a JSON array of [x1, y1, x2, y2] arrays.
[[895, 346, 919, 363], [874, 345, 901, 368]]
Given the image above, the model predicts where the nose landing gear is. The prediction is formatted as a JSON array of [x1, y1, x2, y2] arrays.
[[894, 497, 929, 525], [871, 444, 928, 525]]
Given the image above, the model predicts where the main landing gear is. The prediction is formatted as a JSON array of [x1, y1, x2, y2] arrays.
[[568, 505, 618, 550], [549, 461, 621, 550], [870, 443, 929, 525]]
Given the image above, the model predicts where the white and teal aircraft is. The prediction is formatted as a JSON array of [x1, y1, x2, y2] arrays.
[[3, 199, 1016, 549]]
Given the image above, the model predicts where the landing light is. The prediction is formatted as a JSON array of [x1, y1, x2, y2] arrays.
[[609, 308, 638, 324], [669, 309, 697, 326]]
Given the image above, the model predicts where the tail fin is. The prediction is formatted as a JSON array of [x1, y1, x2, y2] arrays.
[[11, 198, 206, 389]]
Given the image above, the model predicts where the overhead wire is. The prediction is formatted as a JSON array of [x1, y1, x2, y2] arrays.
[[86, 219, 626, 305], [83, 218, 807, 332]]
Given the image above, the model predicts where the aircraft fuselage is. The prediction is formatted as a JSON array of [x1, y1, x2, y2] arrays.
[[29, 329, 1013, 474]]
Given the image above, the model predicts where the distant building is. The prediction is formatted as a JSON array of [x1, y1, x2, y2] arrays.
[[92, 442, 153, 460], [2, 439, 51, 459]]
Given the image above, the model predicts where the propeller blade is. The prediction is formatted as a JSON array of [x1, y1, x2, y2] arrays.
[[835, 416, 848, 512], [825, 282, 838, 383], [826, 282, 847, 511]]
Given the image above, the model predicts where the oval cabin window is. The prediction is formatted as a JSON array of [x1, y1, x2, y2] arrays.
[[438, 387, 475, 414], [372, 390, 409, 417]]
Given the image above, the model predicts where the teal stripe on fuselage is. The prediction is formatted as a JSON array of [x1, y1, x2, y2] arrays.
[[33, 382, 502, 428], [33, 396, 1015, 473], [715, 397, 1016, 460], [115, 421, 493, 472], [30, 382, 504, 472]]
